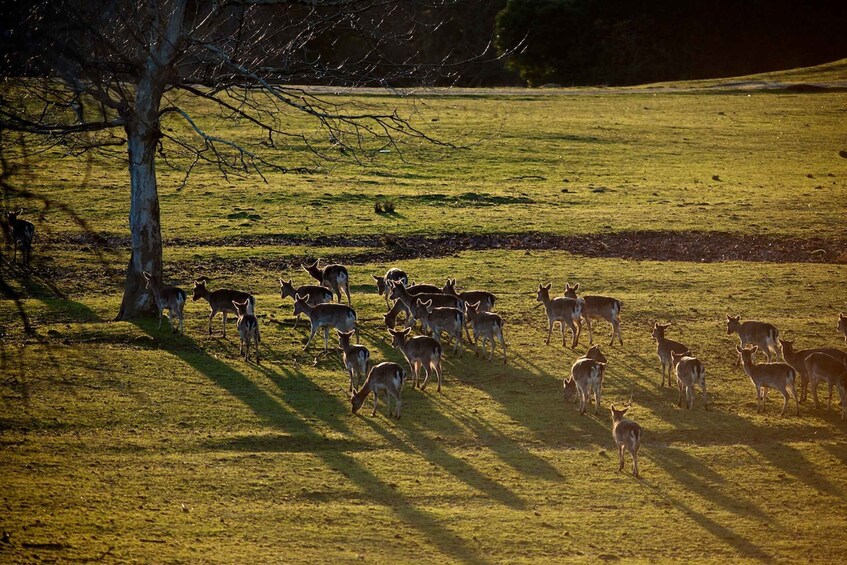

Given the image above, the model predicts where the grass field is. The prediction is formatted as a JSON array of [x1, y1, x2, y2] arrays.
[[2, 61, 847, 563]]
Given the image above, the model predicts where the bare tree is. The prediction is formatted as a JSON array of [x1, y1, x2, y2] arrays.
[[0, 0, 463, 319]]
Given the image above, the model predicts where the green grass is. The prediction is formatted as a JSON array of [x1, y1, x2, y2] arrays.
[[3, 62, 847, 562]]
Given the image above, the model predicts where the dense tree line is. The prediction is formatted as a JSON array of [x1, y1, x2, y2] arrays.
[[494, 0, 847, 86]]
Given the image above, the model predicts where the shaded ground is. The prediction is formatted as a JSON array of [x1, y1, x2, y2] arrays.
[[41, 230, 846, 284]]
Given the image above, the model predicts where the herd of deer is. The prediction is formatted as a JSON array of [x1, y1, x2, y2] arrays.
[[6, 209, 847, 479]]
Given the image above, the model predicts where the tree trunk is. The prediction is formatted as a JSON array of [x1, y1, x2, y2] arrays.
[[116, 77, 164, 320]]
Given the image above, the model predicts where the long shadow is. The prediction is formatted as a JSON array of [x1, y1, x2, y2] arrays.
[[640, 476, 772, 562], [133, 321, 487, 562]]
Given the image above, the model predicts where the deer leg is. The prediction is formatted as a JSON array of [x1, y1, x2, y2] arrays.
[[221, 312, 228, 338], [323, 326, 330, 353], [584, 317, 594, 345], [632, 450, 639, 478], [302, 325, 319, 351], [811, 376, 821, 409], [371, 390, 378, 417], [778, 389, 789, 417], [434, 360, 442, 393], [618, 445, 625, 471]]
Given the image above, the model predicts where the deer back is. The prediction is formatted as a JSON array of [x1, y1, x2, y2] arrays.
[[305, 302, 357, 331]]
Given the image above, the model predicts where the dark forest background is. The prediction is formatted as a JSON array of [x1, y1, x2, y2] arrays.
[[1, 0, 846, 87]]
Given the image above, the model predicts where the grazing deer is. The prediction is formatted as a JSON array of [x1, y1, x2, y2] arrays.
[[388, 327, 443, 392], [779, 339, 847, 403], [383, 299, 412, 329], [192, 277, 255, 338], [838, 313, 847, 346], [670, 351, 708, 410], [142, 271, 185, 333], [726, 315, 780, 363], [610, 404, 642, 478], [372, 268, 408, 307], [232, 299, 260, 364], [416, 299, 465, 356], [279, 278, 333, 329], [651, 322, 689, 387], [5, 209, 35, 265], [293, 294, 358, 353], [388, 281, 463, 330], [338, 329, 370, 391], [465, 301, 507, 364], [535, 283, 582, 348], [803, 352, 847, 413], [736, 345, 799, 416], [350, 362, 406, 418], [563, 358, 606, 415], [563, 283, 623, 346], [303, 259, 351, 305]]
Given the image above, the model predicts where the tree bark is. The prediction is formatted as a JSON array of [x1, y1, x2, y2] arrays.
[[116, 76, 165, 320]]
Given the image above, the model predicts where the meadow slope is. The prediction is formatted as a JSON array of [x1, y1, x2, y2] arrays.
[[2, 67, 847, 563]]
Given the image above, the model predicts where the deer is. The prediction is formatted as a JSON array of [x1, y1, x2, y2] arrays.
[[337, 329, 370, 391], [670, 350, 708, 410], [388, 281, 463, 331], [563, 283, 623, 346], [736, 345, 799, 416], [350, 362, 406, 418], [726, 315, 780, 363], [838, 313, 847, 346], [610, 404, 642, 478], [535, 283, 582, 348], [302, 259, 351, 305], [651, 322, 689, 387], [293, 293, 358, 353], [383, 299, 412, 329], [563, 358, 606, 415], [5, 209, 35, 266], [192, 277, 255, 338], [779, 339, 847, 403], [416, 299, 465, 356], [388, 327, 443, 392], [405, 281, 444, 295], [279, 278, 333, 329], [443, 278, 495, 312], [803, 352, 847, 414], [232, 299, 260, 364], [372, 268, 408, 307], [465, 300, 507, 364], [584, 344, 607, 363], [142, 271, 185, 334]]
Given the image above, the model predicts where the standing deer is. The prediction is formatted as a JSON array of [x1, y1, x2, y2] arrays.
[[563, 358, 606, 415], [535, 283, 582, 348], [303, 259, 351, 305], [279, 278, 333, 329], [5, 209, 35, 266], [726, 315, 780, 363], [388, 281, 462, 331], [293, 294, 358, 353], [388, 327, 443, 392], [610, 404, 642, 478], [736, 345, 799, 416], [563, 283, 623, 346], [416, 299, 465, 356], [192, 277, 255, 338], [803, 352, 847, 413], [443, 278, 496, 312], [232, 299, 260, 364], [838, 313, 847, 346], [651, 322, 689, 387], [670, 351, 708, 410], [350, 362, 406, 418], [373, 268, 408, 307], [142, 271, 185, 334], [465, 300, 507, 364], [338, 329, 370, 391], [779, 339, 847, 403]]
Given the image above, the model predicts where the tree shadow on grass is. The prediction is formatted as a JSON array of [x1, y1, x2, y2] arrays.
[[136, 323, 488, 564]]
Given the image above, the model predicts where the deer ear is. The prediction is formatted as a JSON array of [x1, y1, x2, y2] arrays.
[[543, 283, 552, 290]]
